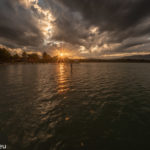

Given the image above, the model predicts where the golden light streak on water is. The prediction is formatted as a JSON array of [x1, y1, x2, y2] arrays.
[[57, 63, 70, 94]]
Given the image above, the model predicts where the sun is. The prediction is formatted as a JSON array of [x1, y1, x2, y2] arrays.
[[59, 53, 64, 57], [53, 49, 74, 60]]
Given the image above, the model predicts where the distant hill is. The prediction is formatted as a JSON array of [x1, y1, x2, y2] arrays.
[[122, 54, 150, 60]]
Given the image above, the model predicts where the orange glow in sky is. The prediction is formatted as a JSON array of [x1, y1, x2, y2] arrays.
[[52, 49, 81, 59], [55, 49, 71, 58], [59, 53, 64, 57]]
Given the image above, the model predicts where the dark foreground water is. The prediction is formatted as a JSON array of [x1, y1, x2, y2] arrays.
[[0, 63, 150, 150]]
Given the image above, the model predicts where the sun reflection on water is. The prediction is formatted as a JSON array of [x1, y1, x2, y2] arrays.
[[57, 63, 70, 94]]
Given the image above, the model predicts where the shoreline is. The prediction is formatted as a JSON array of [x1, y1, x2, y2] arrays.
[[1, 60, 150, 65]]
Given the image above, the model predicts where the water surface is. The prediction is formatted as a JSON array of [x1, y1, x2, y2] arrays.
[[0, 63, 150, 150]]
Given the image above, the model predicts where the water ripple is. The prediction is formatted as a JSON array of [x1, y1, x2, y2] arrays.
[[0, 63, 150, 150]]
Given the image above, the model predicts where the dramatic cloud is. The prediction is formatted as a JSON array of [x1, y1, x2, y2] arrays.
[[1, 0, 150, 57], [0, 0, 43, 48]]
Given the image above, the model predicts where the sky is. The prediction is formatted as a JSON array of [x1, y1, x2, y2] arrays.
[[1, 0, 150, 58]]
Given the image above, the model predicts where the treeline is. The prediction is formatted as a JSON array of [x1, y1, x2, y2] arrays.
[[1, 47, 150, 64], [0, 48, 70, 63]]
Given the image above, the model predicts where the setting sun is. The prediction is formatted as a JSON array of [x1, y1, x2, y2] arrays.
[[53, 49, 78, 60], [59, 53, 64, 57], [57, 51, 70, 58]]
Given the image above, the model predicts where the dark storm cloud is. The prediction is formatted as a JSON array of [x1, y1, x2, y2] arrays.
[[58, 0, 150, 30], [0, 0, 43, 49], [42, 0, 89, 45], [1, 0, 150, 56], [49, 0, 150, 55]]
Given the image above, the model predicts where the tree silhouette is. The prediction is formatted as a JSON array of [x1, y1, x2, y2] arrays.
[[42, 52, 51, 62], [22, 51, 27, 61], [0, 48, 11, 62], [0, 47, 74, 63], [28, 53, 40, 62], [12, 54, 20, 62]]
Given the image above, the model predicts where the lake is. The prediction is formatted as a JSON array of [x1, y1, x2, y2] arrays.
[[0, 63, 150, 150]]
